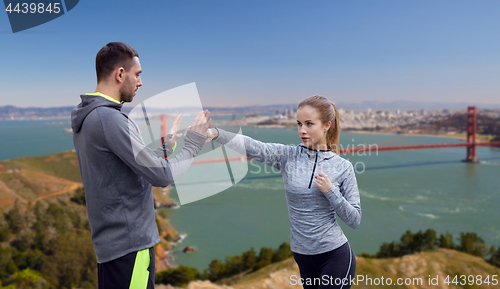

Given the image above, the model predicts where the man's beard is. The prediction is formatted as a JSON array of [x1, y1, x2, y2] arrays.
[[119, 75, 135, 103]]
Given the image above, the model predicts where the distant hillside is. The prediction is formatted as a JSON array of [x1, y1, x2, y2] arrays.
[[431, 113, 500, 135], [0, 105, 74, 120], [0, 169, 81, 208], [0, 151, 81, 183], [163, 248, 500, 289], [0, 151, 82, 209], [335, 100, 500, 112]]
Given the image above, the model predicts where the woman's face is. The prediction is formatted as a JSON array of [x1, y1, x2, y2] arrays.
[[296, 105, 331, 150]]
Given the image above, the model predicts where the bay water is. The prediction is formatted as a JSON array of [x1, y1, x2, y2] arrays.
[[1, 119, 499, 273]]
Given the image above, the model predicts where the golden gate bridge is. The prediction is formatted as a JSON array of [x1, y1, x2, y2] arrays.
[[141, 106, 500, 165]]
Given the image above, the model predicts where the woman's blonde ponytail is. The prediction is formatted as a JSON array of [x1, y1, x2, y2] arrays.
[[327, 102, 340, 155]]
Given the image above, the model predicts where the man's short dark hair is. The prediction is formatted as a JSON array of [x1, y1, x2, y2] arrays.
[[96, 42, 139, 83]]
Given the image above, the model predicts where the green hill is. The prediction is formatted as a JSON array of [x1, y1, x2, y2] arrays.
[[0, 151, 82, 210], [169, 249, 500, 289], [0, 151, 82, 183]]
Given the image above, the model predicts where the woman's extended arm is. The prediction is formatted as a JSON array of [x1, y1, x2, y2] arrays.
[[323, 162, 361, 229], [210, 127, 292, 171]]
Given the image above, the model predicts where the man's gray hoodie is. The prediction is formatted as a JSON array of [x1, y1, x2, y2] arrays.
[[71, 94, 206, 263]]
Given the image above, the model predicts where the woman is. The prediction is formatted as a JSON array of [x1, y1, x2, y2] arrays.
[[207, 95, 361, 289]]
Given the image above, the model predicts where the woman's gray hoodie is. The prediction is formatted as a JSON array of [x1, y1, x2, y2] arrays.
[[213, 128, 361, 255], [71, 94, 206, 263]]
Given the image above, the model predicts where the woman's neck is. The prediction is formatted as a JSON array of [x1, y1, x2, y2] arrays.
[[308, 142, 329, 151]]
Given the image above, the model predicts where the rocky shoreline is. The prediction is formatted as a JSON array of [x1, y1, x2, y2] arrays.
[[153, 186, 191, 271]]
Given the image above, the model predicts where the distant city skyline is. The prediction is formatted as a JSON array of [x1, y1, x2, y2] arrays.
[[1, 1, 499, 108], [2, 99, 500, 121]]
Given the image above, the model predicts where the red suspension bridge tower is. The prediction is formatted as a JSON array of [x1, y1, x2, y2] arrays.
[[464, 106, 478, 163]]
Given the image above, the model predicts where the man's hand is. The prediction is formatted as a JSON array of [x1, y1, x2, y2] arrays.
[[184, 110, 212, 139], [168, 114, 183, 148]]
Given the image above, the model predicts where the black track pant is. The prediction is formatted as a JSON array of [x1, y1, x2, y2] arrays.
[[98, 247, 155, 289], [293, 242, 356, 289]]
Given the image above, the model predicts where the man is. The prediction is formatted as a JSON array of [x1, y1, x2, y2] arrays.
[[71, 42, 210, 288]]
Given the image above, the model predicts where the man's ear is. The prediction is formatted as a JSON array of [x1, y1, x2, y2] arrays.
[[115, 67, 126, 83]]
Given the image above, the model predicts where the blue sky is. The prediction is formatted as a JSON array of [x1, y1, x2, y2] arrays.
[[1, 0, 499, 108]]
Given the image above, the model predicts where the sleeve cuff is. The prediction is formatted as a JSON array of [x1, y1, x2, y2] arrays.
[[184, 130, 206, 149], [212, 127, 220, 141], [212, 128, 234, 145]]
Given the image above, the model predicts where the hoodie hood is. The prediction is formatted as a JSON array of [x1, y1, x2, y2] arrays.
[[71, 94, 123, 133]]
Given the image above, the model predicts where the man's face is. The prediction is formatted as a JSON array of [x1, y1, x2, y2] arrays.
[[119, 56, 142, 103]]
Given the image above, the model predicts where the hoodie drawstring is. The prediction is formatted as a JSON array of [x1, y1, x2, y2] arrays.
[[308, 151, 319, 189]]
